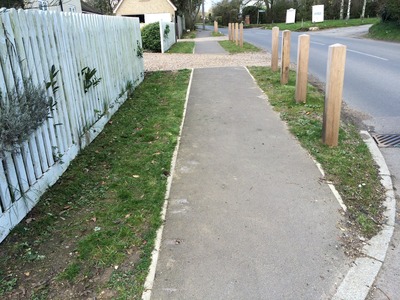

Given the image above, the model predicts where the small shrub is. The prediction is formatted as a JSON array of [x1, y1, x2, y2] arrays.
[[81, 67, 101, 93], [141, 22, 161, 52], [163, 24, 170, 39], [0, 79, 51, 154]]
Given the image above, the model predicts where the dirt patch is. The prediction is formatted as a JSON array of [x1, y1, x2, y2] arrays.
[[0, 201, 142, 299]]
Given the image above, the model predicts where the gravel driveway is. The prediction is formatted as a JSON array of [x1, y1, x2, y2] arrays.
[[143, 52, 272, 72]]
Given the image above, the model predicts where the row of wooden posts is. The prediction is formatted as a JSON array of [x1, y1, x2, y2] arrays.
[[214, 21, 245, 48], [211, 22, 346, 146], [272, 27, 347, 147]]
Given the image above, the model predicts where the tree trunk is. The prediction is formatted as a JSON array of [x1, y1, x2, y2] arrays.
[[346, 0, 351, 20], [361, 0, 367, 18], [340, 0, 344, 20]]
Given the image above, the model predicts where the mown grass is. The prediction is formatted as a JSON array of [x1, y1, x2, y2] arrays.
[[368, 21, 400, 42], [181, 30, 196, 39], [0, 70, 191, 299], [212, 31, 224, 37], [167, 41, 195, 53], [219, 40, 261, 53], [248, 67, 385, 237], [264, 17, 379, 31]]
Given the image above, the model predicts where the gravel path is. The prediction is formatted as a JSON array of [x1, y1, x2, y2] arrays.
[[143, 52, 272, 72]]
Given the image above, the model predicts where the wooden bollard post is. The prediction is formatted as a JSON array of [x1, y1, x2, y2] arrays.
[[235, 23, 239, 45], [280, 30, 291, 85], [295, 34, 310, 103], [271, 26, 279, 72], [228, 23, 231, 40], [214, 21, 218, 33], [240, 23, 244, 47], [322, 44, 347, 147]]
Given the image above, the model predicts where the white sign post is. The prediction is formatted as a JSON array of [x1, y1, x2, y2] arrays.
[[286, 8, 296, 24], [312, 5, 324, 23]]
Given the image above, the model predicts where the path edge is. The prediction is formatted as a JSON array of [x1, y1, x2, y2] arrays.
[[141, 69, 194, 300], [332, 130, 396, 300]]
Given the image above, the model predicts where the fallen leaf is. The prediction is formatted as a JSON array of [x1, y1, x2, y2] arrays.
[[26, 218, 35, 224], [125, 214, 131, 219], [132, 175, 140, 178], [24, 272, 30, 277]]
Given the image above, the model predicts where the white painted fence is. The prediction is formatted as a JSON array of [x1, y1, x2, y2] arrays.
[[160, 20, 176, 53], [176, 15, 184, 39], [0, 9, 144, 243]]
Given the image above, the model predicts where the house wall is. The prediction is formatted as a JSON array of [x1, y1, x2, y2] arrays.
[[63, 0, 82, 13], [145, 13, 172, 23], [116, 0, 175, 20], [29, 0, 82, 13]]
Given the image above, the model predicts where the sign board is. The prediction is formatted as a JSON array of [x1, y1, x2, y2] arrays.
[[312, 5, 324, 23], [286, 8, 296, 24]]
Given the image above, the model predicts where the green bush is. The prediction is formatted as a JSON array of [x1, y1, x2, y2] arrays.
[[141, 22, 161, 52]]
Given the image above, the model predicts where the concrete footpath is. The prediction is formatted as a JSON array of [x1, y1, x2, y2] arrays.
[[147, 29, 352, 299]]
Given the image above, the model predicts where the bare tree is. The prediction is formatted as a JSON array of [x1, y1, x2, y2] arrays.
[[346, 0, 351, 20], [340, 0, 344, 19], [360, 0, 366, 18]]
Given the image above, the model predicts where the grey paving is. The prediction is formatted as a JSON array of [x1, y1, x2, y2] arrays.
[[150, 67, 350, 299], [194, 28, 228, 54]]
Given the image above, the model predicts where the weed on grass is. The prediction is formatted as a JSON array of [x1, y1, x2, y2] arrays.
[[219, 40, 261, 53], [0, 70, 191, 299], [248, 67, 385, 239]]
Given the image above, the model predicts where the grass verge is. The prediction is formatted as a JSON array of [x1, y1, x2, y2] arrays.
[[212, 31, 224, 37], [264, 17, 379, 31], [219, 40, 261, 53], [248, 67, 385, 238], [167, 42, 195, 53], [0, 70, 191, 299], [181, 30, 196, 39], [368, 21, 400, 42]]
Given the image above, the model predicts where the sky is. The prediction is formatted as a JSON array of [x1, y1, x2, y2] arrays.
[[204, 0, 213, 12]]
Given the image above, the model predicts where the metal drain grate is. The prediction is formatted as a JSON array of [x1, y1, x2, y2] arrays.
[[372, 134, 400, 148]]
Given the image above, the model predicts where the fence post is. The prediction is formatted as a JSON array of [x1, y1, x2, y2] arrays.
[[240, 23, 243, 47], [295, 34, 310, 103], [228, 23, 231, 40], [214, 21, 218, 33], [271, 26, 279, 72], [322, 44, 347, 147], [235, 23, 239, 45], [280, 30, 291, 85]]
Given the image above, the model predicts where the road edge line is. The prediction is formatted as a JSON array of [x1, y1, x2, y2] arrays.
[[332, 130, 396, 300], [141, 69, 194, 300]]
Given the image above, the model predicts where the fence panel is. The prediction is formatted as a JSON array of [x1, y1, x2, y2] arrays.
[[160, 20, 176, 53], [0, 9, 144, 243]]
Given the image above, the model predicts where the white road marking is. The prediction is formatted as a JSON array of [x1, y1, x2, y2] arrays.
[[347, 49, 388, 61], [311, 41, 326, 46]]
